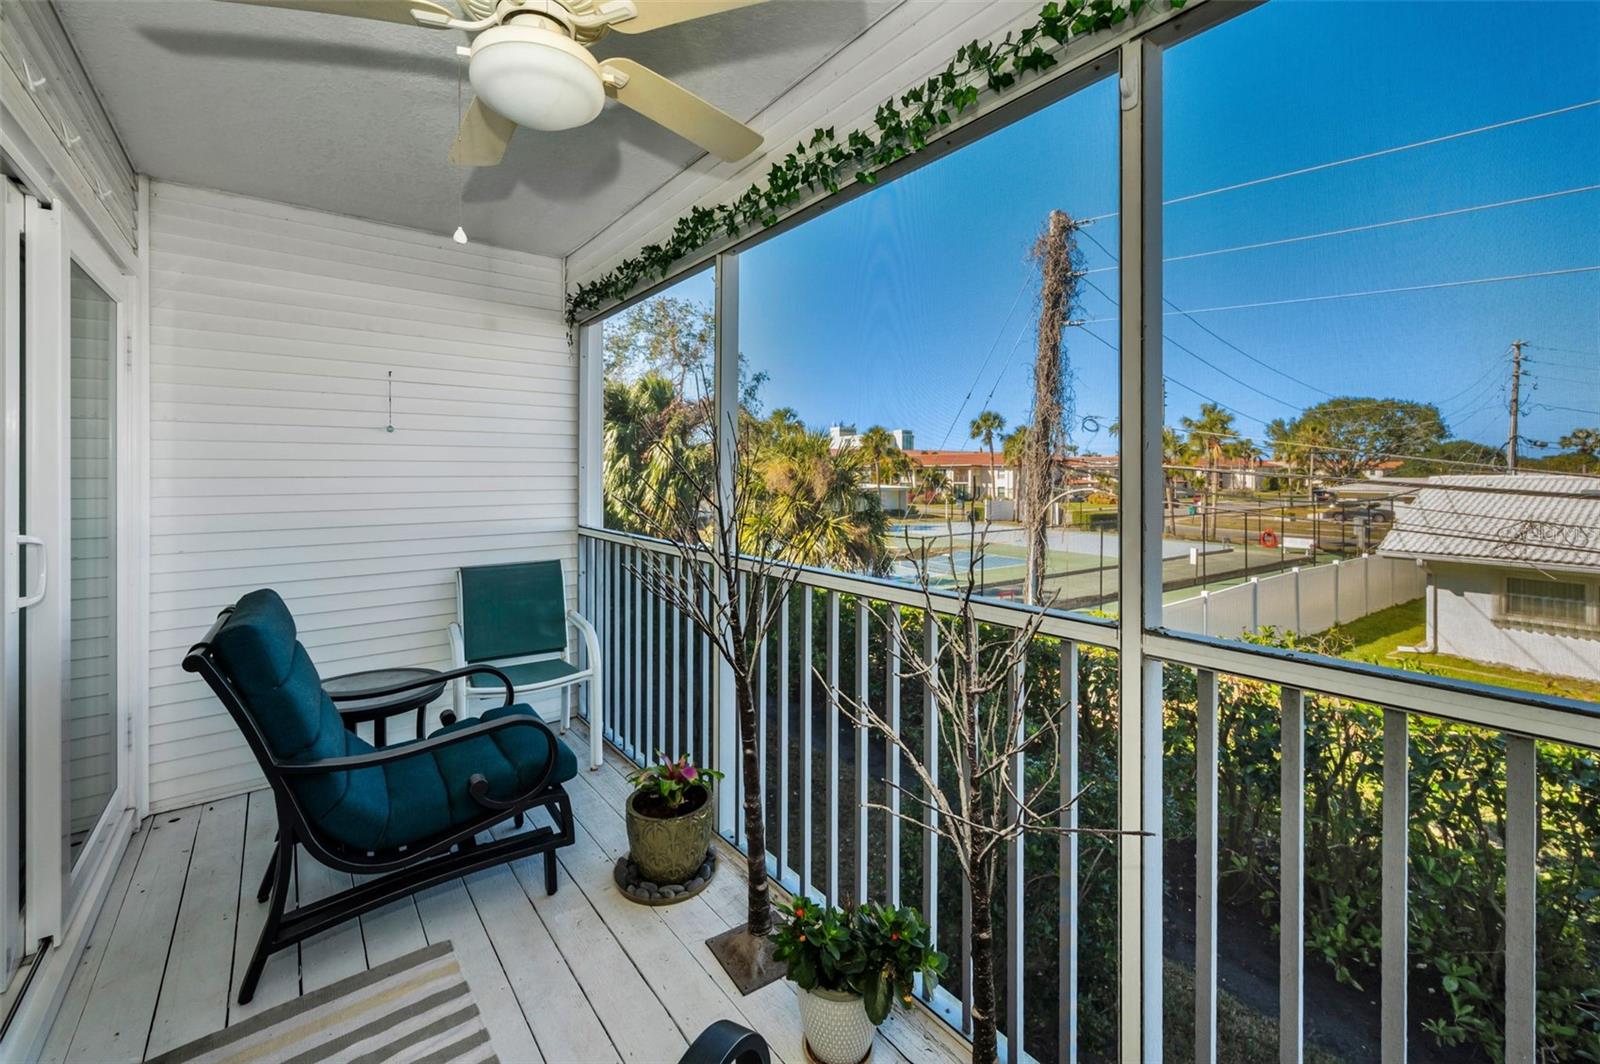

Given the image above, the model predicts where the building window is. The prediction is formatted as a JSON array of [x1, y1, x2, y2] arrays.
[[1502, 576, 1591, 628]]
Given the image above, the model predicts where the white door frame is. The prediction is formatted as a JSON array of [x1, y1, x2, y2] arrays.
[[21, 197, 136, 945], [1, 179, 24, 985]]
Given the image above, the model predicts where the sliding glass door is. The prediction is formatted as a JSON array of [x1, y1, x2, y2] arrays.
[[4, 191, 133, 949]]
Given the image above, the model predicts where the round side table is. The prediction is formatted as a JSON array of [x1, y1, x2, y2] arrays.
[[322, 667, 448, 746]]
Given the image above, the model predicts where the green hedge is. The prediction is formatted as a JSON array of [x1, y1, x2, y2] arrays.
[[808, 598, 1599, 1060]]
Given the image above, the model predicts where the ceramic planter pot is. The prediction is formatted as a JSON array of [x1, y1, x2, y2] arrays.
[[625, 783, 714, 884], [798, 986, 874, 1064]]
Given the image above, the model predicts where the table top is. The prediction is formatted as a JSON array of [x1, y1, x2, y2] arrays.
[[322, 667, 446, 714]]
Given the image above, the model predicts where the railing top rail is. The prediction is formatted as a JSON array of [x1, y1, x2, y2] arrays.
[[1146, 630, 1600, 751], [582, 526, 1600, 749], [579, 525, 1120, 649]]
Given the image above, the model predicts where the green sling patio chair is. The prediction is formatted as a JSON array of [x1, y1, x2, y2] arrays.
[[184, 589, 577, 1005], [448, 559, 603, 770]]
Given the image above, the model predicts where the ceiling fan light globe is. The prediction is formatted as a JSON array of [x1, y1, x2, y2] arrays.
[[468, 24, 604, 132]]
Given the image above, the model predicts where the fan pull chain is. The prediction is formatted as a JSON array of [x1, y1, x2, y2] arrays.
[[453, 52, 469, 244]]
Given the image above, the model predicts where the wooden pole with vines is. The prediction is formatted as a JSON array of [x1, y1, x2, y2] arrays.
[[1024, 210, 1082, 606]]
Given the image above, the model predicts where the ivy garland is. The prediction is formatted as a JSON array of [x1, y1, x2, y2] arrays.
[[566, 0, 1182, 324]]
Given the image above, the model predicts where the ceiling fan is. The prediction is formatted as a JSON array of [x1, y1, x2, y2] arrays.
[[220, 0, 767, 166]]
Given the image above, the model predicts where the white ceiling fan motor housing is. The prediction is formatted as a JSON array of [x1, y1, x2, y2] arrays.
[[468, 20, 605, 131]]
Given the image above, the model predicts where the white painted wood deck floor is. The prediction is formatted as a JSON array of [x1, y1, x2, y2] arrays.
[[40, 719, 968, 1064]]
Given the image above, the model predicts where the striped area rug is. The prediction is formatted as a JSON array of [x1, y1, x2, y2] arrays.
[[149, 941, 497, 1064]]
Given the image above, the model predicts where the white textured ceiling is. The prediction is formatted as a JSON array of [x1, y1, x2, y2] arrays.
[[54, 0, 894, 257]]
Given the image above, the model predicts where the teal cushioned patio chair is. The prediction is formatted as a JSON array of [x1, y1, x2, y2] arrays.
[[448, 559, 603, 770], [184, 588, 578, 1005]]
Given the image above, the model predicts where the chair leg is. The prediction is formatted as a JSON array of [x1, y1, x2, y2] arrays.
[[560, 685, 569, 734], [544, 849, 558, 895], [589, 676, 603, 771], [240, 829, 294, 1005], [255, 837, 279, 903]]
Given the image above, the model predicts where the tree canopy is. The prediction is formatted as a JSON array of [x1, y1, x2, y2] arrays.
[[1266, 397, 1447, 480]]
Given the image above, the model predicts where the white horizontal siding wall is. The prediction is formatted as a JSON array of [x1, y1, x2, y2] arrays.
[[147, 182, 574, 812]]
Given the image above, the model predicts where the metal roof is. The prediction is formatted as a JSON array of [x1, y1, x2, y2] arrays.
[[1377, 473, 1600, 574]]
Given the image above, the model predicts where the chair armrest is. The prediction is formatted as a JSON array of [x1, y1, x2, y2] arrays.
[[678, 1021, 770, 1064], [275, 712, 561, 803], [326, 664, 514, 708], [567, 608, 601, 671]]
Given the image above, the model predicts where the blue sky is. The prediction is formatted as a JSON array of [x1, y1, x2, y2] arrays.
[[643, 1, 1599, 459]]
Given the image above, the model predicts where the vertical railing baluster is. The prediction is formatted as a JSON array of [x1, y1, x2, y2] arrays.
[[1280, 686, 1306, 1064], [684, 558, 696, 764], [670, 555, 681, 759], [1196, 668, 1219, 1064], [854, 599, 869, 904], [1060, 640, 1080, 1064], [1005, 660, 1025, 1064], [649, 547, 662, 764], [699, 565, 711, 770], [1505, 735, 1537, 1064], [921, 611, 940, 1004], [608, 541, 618, 743], [758, 581, 769, 863], [778, 591, 791, 880], [630, 547, 641, 761], [801, 589, 815, 899], [735, 573, 749, 852], [826, 590, 841, 904], [886, 607, 901, 908], [1381, 709, 1408, 1064]]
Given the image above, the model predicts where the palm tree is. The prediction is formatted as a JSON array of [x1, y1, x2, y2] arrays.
[[969, 410, 1006, 500], [1002, 425, 1029, 519], [602, 373, 710, 532], [1179, 403, 1252, 539], [754, 431, 890, 574], [856, 425, 900, 485]]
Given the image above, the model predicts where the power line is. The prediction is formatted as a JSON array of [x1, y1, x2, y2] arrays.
[[938, 272, 1032, 447], [1528, 345, 1599, 358], [1076, 226, 1338, 401], [1080, 266, 1600, 323], [1164, 99, 1600, 207], [1166, 185, 1600, 265], [1079, 98, 1600, 224]]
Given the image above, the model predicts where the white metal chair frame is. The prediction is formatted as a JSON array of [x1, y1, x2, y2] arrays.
[[447, 573, 603, 770]]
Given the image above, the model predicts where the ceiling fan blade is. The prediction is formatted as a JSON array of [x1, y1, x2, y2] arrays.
[[213, 0, 456, 26], [603, 59, 761, 162], [449, 97, 516, 166], [606, 0, 767, 34]]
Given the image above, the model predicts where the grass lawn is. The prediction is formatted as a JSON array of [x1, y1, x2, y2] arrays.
[[1331, 599, 1600, 702]]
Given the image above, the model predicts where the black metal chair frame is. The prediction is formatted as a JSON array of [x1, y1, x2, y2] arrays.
[[184, 605, 576, 1005]]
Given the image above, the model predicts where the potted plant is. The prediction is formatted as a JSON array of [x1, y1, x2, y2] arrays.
[[772, 900, 946, 1064], [625, 752, 723, 887]]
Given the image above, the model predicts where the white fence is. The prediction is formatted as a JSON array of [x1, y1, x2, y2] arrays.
[[1164, 554, 1427, 638]]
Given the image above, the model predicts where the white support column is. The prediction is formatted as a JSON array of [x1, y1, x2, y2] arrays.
[[1504, 736, 1537, 1064], [577, 323, 604, 529], [1059, 640, 1080, 1064], [1380, 709, 1408, 1064], [1195, 669, 1219, 1064], [1115, 36, 1165, 1064], [1280, 686, 1305, 1064], [713, 253, 740, 832]]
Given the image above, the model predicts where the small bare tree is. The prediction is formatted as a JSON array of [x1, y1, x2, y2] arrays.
[[622, 410, 833, 991], [838, 526, 1121, 1063]]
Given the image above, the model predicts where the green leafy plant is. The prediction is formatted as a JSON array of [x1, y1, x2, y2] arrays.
[[627, 752, 723, 812], [771, 900, 947, 1024], [567, 0, 1181, 324]]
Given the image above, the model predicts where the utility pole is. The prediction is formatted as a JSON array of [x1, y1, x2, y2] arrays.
[[1507, 340, 1526, 471]]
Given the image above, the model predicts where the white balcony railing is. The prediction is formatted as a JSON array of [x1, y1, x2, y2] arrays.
[[574, 525, 1596, 1064]]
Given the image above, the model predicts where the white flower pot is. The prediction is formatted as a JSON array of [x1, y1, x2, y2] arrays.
[[798, 986, 874, 1064]]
